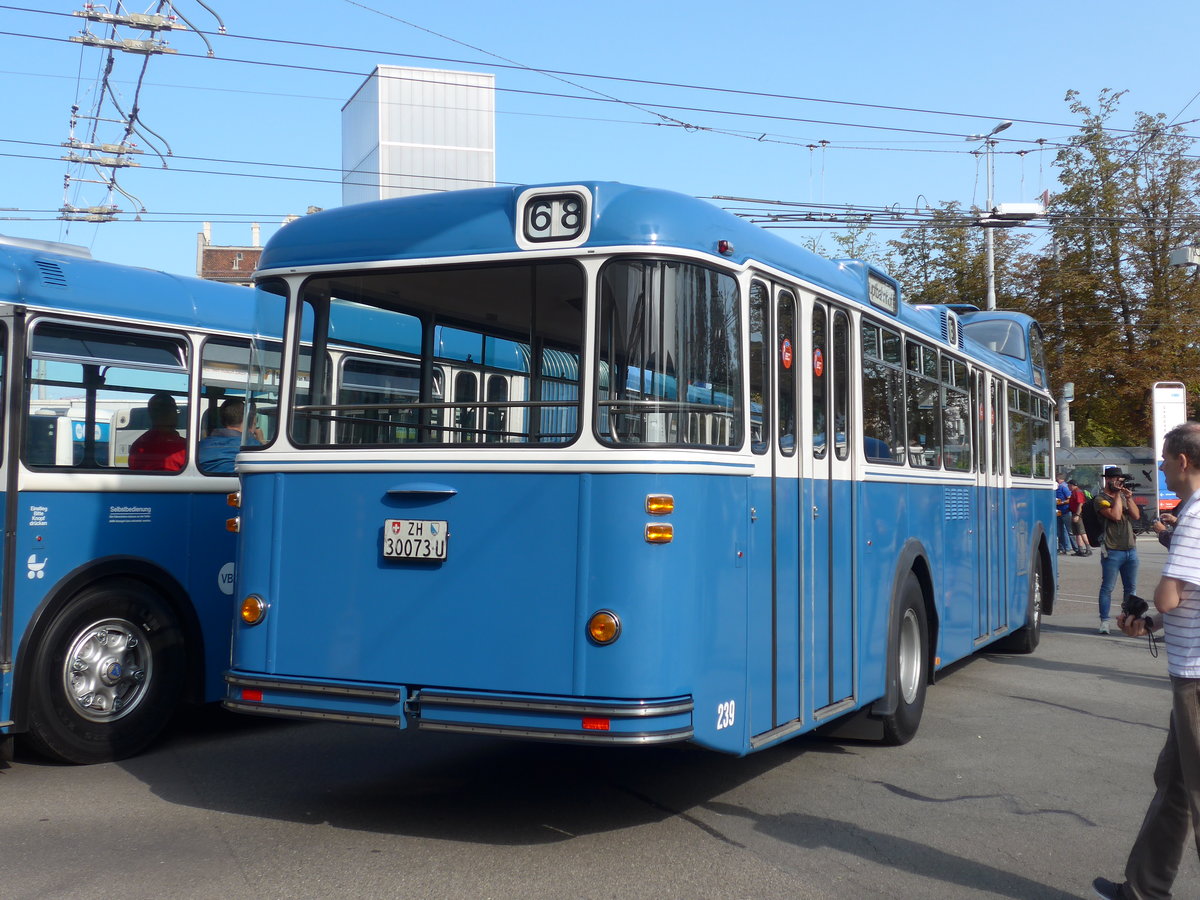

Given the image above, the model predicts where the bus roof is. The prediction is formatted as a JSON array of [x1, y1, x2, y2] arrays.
[[256, 182, 1047, 391], [258, 181, 869, 298], [0, 236, 261, 335]]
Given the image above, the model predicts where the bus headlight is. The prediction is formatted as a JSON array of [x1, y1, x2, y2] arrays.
[[240, 594, 267, 626], [587, 610, 621, 645]]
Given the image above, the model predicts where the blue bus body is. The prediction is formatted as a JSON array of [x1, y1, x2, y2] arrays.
[[227, 182, 1056, 755], [0, 237, 270, 763]]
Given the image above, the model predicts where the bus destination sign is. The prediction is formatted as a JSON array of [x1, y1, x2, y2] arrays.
[[867, 273, 898, 314]]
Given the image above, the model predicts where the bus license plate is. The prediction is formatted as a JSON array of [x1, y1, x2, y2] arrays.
[[383, 519, 448, 560]]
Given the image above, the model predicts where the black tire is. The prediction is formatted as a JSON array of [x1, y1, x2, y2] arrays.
[[994, 552, 1045, 654], [881, 573, 929, 746], [23, 578, 185, 764]]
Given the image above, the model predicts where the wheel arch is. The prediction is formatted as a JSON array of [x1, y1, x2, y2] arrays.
[[11, 555, 204, 731], [1032, 522, 1055, 616]]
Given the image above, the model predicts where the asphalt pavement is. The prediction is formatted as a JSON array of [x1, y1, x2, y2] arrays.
[[1, 531, 1196, 899]]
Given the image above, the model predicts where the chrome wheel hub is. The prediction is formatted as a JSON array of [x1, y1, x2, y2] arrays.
[[63, 618, 152, 722], [898, 608, 922, 704]]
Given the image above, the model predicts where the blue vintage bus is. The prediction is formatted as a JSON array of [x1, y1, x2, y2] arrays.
[[225, 182, 1056, 754], [0, 236, 277, 763]]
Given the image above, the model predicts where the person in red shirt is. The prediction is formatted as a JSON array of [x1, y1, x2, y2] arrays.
[[128, 392, 186, 471], [1068, 479, 1092, 556]]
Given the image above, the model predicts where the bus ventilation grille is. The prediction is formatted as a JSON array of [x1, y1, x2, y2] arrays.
[[940, 309, 961, 348], [944, 486, 970, 520], [35, 260, 68, 288]]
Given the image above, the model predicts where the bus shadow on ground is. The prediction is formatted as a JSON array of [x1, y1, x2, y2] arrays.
[[113, 705, 1077, 899], [117, 707, 846, 844]]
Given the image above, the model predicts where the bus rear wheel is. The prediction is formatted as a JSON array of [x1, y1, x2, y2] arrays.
[[881, 574, 928, 746], [24, 579, 185, 764]]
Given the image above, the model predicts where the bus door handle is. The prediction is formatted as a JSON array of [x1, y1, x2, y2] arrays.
[[812, 506, 820, 518], [386, 483, 458, 499]]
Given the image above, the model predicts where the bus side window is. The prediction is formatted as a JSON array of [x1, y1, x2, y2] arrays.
[[26, 321, 189, 471], [198, 337, 260, 475], [749, 281, 770, 454], [861, 321, 901, 463]]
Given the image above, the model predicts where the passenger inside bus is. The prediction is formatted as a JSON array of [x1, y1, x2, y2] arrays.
[[128, 392, 186, 471], [864, 435, 892, 460], [198, 398, 260, 474]]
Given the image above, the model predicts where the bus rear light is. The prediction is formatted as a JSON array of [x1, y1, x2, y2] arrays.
[[225, 516, 240, 533], [582, 717, 610, 731], [241, 688, 263, 702], [645, 494, 674, 515], [645, 523, 673, 543], [240, 594, 267, 626], [587, 610, 621, 645], [227, 491, 241, 508]]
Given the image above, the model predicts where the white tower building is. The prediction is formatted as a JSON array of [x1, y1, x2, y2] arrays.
[[342, 65, 496, 204]]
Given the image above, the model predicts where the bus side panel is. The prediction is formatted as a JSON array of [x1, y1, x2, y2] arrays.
[[853, 479, 908, 704], [937, 483, 979, 663], [231, 472, 276, 672], [579, 473, 750, 754], [830, 475, 855, 704], [1007, 484, 1051, 633], [773, 473, 801, 730], [746, 473, 775, 737], [13, 490, 237, 702], [185, 492, 241, 699]]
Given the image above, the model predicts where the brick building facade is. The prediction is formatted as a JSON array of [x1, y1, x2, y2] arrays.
[[196, 223, 262, 286]]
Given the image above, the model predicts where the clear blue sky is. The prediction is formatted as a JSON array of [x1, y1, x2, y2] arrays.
[[2, 1, 1197, 276]]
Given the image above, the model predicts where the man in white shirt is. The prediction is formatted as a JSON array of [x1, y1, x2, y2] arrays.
[[1094, 421, 1200, 900]]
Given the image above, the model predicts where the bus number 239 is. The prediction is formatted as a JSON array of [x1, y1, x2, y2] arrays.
[[716, 700, 736, 730]]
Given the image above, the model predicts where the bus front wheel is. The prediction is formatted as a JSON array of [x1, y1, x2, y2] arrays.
[[24, 578, 185, 764], [881, 574, 929, 746]]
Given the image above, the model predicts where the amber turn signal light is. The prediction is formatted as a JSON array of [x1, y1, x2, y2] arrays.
[[240, 594, 267, 626], [645, 494, 674, 515], [587, 610, 620, 644], [645, 523, 673, 543]]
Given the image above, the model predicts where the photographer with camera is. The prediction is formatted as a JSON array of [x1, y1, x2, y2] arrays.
[[1093, 466, 1142, 634], [1152, 509, 1184, 548], [1093, 422, 1200, 900]]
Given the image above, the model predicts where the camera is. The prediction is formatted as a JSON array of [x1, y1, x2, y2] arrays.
[[1121, 594, 1154, 628], [1120, 480, 1141, 491]]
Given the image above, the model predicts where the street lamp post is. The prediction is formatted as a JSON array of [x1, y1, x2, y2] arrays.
[[966, 120, 1012, 310]]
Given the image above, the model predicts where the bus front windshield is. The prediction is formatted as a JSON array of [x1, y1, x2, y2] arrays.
[[288, 261, 585, 447]]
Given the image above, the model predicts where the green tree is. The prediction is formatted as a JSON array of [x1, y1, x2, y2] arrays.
[[1010, 89, 1200, 443], [884, 201, 1028, 307], [829, 220, 886, 268]]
